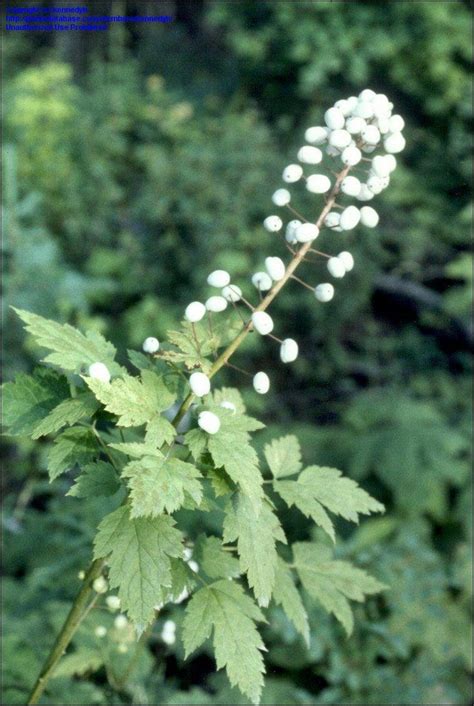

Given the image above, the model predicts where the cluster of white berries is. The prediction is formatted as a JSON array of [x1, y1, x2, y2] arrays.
[[88, 90, 403, 439]]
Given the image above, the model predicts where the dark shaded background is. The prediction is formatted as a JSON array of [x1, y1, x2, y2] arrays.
[[2, 1, 472, 704]]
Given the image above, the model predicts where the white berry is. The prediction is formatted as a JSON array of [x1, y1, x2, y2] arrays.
[[389, 114, 405, 132], [95, 626, 107, 638], [272, 188, 291, 206], [341, 176, 361, 196], [221, 284, 242, 302], [384, 132, 406, 154], [265, 256, 285, 281], [252, 271, 273, 292], [315, 283, 335, 302], [345, 116, 366, 134], [189, 372, 211, 397], [324, 107, 345, 129], [327, 257, 346, 278], [142, 337, 160, 354], [306, 174, 331, 194], [206, 295, 228, 312], [207, 270, 230, 288], [304, 126, 329, 144], [338, 251, 354, 271], [93, 576, 108, 594], [88, 362, 111, 384], [329, 129, 352, 150], [285, 219, 300, 244], [295, 222, 320, 242], [324, 212, 341, 228], [252, 311, 274, 335], [341, 145, 362, 166], [361, 125, 381, 145], [340, 205, 361, 230], [356, 184, 375, 201], [360, 206, 379, 227], [280, 338, 299, 363], [114, 615, 128, 630], [106, 595, 121, 611], [297, 145, 323, 164], [185, 301, 206, 323], [263, 215, 283, 232], [253, 372, 270, 394], [198, 411, 221, 434], [282, 164, 303, 183]]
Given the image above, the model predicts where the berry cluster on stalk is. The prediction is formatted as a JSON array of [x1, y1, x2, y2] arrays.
[[88, 89, 405, 436]]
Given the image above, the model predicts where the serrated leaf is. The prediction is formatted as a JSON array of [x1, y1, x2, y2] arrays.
[[162, 323, 215, 373], [108, 442, 165, 459], [184, 428, 208, 461], [208, 431, 263, 510], [211, 387, 246, 414], [52, 649, 103, 678], [264, 435, 302, 479], [194, 535, 241, 580], [161, 558, 197, 605], [144, 414, 176, 446], [2, 369, 69, 436], [85, 370, 176, 428], [273, 558, 310, 645], [93, 506, 183, 630], [123, 456, 203, 517], [13, 307, 121, 375], [183, 580, 266, 704], [223, 493, 286, 607], [214, 406, 265, 433], [67, 461, 120, 498], [48, 427, 97, 481], [32, 393, 99, 439], [293, 542, 387, 636], [274, 465, 385, 542]]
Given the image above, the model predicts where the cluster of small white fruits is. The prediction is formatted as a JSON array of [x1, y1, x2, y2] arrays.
[[86, 90, 404, 438]]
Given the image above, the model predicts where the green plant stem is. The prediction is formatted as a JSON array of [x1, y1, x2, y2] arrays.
[[25, 163, 349, 704], [26, 558, 105, 705]]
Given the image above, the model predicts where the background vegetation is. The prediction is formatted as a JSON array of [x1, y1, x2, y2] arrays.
[[2, 1, 472, 704]]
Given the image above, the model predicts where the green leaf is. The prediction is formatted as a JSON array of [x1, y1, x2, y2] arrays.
[[2, 369, 69, 436], [85, 370, 176, 428], [13, 307, 121, 375], [162, 323, 216, 373], [108, 442, 165, 459], [67, 461, 120, 498], [184, 428, 208, 462], [208, 431, 263, 510], [194, 535, 241, 580], [52, 649, 103, 678], [48, 427, 97, 481], [273, 558, 310, 646], [144, 414, 176, 446], [223, 493, 286, 607], [293, 542, 387, 636], [211, 387, 246, 414], [123, 456, 203, 517], [93, 506, 183, 631], [31, 393, 99, 439], [264, 435, 302, 479], [161, 558, 197, 605], [182, 580, 266, 704], [274, 465, 384, 542]]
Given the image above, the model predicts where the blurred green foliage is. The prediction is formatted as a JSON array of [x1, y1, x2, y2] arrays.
[[2, 1, 472, 704]]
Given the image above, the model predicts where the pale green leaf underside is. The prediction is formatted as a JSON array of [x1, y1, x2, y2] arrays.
[[293, 542, 387, 635], [93, 506, 183, 631], [264, 435, 302, 479], [183, 580, 266, 704], [223, 493, 286, 607]]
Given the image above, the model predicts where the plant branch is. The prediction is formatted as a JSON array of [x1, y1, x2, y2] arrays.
[[26, 558, 105, 705]]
